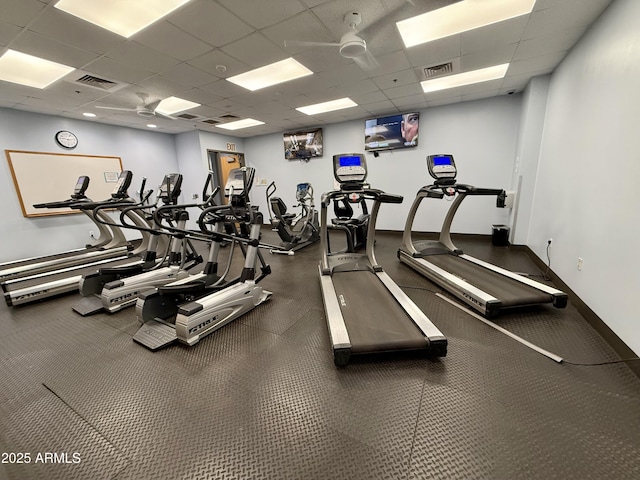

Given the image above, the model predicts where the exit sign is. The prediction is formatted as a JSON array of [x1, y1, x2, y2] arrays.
[[226, 143, 236, 151]]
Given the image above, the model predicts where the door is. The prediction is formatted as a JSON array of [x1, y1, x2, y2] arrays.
[[209, 151, 244, 204]]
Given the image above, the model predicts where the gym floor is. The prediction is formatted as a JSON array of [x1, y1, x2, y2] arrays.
[[1, 229, 639, 480]]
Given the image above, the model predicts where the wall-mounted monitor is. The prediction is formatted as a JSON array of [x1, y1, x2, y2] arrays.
[[365, 112, 419, 152], [283, 128, 323, 160]]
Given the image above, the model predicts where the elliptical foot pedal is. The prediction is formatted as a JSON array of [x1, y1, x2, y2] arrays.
[[72, 296, 105, 316], [133, 320, 178, 351]]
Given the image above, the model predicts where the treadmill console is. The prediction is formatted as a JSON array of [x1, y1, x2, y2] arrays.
[[158, 173, 183, 204], [427, 154, 457, 181], [111, 170, 133, 199], [72, 176, 90, 199], [333, 153, 367, 184]]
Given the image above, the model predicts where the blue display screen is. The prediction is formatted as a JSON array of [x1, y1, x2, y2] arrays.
[[433, 155, 452, 166], [339, 155, 361, 167]]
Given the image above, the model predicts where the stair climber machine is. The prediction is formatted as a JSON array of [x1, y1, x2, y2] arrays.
[[72, 174, 187, 315], [266, 181, 319, 254], [2, 171, 149, 306], [90, 173, 204, 314], [0, 175, 134, 283], [133, 166, 272, 351], [318, 153, 447, 366], [397, 154, 568, 318]]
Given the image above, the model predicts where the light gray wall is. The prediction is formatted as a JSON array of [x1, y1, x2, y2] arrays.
[[245, 95, 520, 233], [0, 108, 179, 260], [510, 75, 551, 245], [528, 0, 639, 354]]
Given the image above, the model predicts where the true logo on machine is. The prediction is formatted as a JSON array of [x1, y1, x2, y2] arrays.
[[188, 315, 219, 334]]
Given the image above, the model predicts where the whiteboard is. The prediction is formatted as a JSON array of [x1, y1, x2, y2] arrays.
[[6, 150, 123, 218]]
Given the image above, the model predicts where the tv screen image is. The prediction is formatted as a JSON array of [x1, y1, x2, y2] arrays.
[[365, 112, 419, 152], [283, 128, 323, 160]]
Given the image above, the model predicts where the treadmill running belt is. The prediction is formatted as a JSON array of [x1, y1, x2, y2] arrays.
[[331, 270, 427, 353], [425, 254, 552, 307]]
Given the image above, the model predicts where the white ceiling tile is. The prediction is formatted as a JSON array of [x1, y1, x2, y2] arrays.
[[0, 21, 23, 46], [0, 0, 45, 28], [263, 11, 334, 55], [218, 0, 306, 29], [168, 1, 254, 48], [83, 57, 154, 85], [362, 100, 398, 115], [507, 51, 568, 76], [514, 26, 586, 61], [188, 50, 251, 78], [10, 29, 97, 68], [221, 32, 286, 68], [461, 16, 529, 55], [159, 63, 219, 88], [28, 7, 123, 54], [106, 41, 181, 74], [134, 21, 213, 62], [372, 68, 418, 90], [404, 36, 461, 68], [461, 43, 518, 71], [382, 83, 423, 100]]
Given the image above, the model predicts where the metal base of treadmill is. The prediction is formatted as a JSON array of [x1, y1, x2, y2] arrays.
[[133, 320, 178, 351], [72, 296, 105, 316]]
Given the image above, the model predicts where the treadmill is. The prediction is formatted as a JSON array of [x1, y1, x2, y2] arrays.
[[0, 175, 134, 283], [318, 153, 447, 366], [398, 154, 568, 318], [2, 172, 149, 306]]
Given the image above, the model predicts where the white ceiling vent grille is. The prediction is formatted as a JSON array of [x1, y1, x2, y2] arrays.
[[68, 71, 127, 92], [421, 58, 461, 79]]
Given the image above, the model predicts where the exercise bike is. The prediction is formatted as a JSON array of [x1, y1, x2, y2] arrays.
[[266, 181, 319, 254]]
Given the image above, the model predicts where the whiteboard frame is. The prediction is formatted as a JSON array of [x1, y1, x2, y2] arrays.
[[6, 150, 123, 218]]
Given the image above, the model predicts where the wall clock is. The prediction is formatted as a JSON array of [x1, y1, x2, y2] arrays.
[[55, 130, 78, 149]]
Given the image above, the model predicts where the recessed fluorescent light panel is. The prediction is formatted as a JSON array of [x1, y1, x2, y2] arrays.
[[215, 118, 265, 131], [54, 0, 192, 38], [226, 58, 313, 91], [0, 49, 75, 89], [397, 0, 536, 48], [296, 98, 358, 116], [155, 96, 200, 115], [83, 112, 96, 117], [421, 64, 509, 93]]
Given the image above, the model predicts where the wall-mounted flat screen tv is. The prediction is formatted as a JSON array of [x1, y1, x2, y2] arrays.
[[283, 128, 323, 160], [365, 112, 419, 152]]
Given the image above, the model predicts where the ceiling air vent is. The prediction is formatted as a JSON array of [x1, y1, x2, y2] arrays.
[[423, 62, 453, 78], [68, 71, 127, 92], [201, 119, 220, 125], [220, 114, 239, 119], [177, 113, 198, 120]]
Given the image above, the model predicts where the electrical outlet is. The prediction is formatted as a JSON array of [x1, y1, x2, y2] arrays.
[[577, 257, 584, 271]]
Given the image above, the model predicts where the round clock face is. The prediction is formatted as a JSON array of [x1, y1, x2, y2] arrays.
[[55, 130, 78, 149]]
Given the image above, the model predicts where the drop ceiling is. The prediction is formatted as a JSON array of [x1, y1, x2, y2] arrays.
[[0, 0, 613, 138]]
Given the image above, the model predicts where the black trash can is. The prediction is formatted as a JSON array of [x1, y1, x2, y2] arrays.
[[492, 224, 510, 246]]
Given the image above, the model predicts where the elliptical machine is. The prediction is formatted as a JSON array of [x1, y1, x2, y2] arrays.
[[133, 167, 272, 350], [92, 173, 203, 314], [266, 181, 319, 253]]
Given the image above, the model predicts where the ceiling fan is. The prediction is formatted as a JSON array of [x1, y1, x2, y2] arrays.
[[96, 92, 175, 119], [284, 11, 380, 70]]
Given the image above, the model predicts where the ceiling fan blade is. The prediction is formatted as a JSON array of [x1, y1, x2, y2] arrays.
[[95, 106, 138, 112], [284, 39, 340, 48], [154, 111, 176, 120], [353, 50, 380, 70], [145, 99, 162, 111]]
